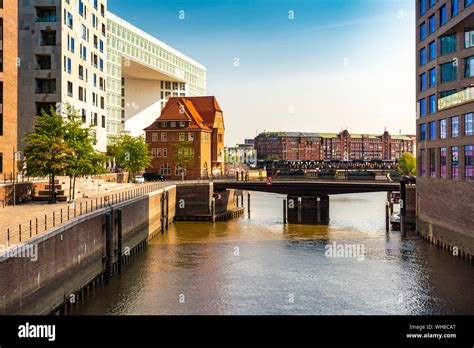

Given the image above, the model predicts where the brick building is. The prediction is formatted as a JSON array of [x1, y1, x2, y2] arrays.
[[144, 96, 224, 179], [416, 0, 474, 256], [255, 130, 415, 161], [0, 1, 18, 177]]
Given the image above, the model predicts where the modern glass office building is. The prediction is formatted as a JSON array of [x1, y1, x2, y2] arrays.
[[416, 0, 474, 257], [106, 13, 206, 143]]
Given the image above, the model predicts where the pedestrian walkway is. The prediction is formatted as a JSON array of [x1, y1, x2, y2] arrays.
[[0, 180, 171, 249]]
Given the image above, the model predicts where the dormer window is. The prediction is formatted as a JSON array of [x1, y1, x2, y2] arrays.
[[170, 121, 176, 127], [162, 122, 168, 127], [179, 121, 186, 128]]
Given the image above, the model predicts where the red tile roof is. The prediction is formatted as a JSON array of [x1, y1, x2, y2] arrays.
[[144, 96, 222, 131]]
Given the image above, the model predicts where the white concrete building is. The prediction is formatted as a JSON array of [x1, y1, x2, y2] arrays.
[[106, 13, 207, 143], [17, 0, 206, 152]]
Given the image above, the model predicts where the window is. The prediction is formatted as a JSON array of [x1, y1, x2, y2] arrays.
[[162, 122, 167, 127], [79, 1, 84, 17], [101, 115, 105, 128], [156, 148, 162, 157], [420, 98, 427, 117], [440, 34, 456, 55], [170, 122, 176, 128], [81, 109, 86, 123], [466, 113, 473, 135], [420, 0, 427, 15], [467, 0, 473, 8], [163, 148, 168, 157], [452, 116, 459, 137], [429, 0, 436, 8], [420, 123, 427, 141], [179, 122, 186, 128], [440, 147, 447, 178], [452, 0, 459, 17], [67, 81, 73, 97], [178, 132, 185, 141], [429, 41, 436, 60], [465, 145, 474, 180], [159, 163, 171, 176], [79, 65, 84, 80], [440, 61, 457, 83], [429, 148, 436, 177], [36, 55, 51, 70], [35, 79, 56, 94], [175, 165, 186, 176], [161, 133, 167, 142], [188, 132, 194, 141], [152, 133, 158, 142], [466, 56, 474, 77], [420, 73, 427, 91], [420, 48, 427, 66], [429, 67, 436, 86], [440, 89, 456, 98], [429, 121, 436, 140], [420, 23, 427, 41], [429, 15, 436, 34], [420, 149, 427, 176], [439, 5, 447, 26], [440, 118, 447, 139], [66, 12, 73, 29], [452, 146, 459, 178], [429, 95, 436, 113], [465, 30, 474, 48]]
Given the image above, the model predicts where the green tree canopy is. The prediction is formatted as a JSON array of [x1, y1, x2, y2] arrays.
[[398, 152, 417, 176], [109, 134, 152, 180]]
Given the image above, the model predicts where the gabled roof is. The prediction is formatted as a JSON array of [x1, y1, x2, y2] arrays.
[[182, 96, 222, 127], [144, 97, 219, 131]]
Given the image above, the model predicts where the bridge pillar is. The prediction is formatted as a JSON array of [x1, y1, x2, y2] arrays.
[[287, 195, 330, 225]]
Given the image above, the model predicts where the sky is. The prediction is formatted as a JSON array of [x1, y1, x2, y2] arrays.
[[108, 0, 416, 146]]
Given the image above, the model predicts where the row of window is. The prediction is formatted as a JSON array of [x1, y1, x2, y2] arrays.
[[151, 148, 168, 158], [419, 0, 472, 19], [157, 163, 190, 176], [419, 56, 474, 93], [419, 145, 473, 180], [420, 113, 473, 140], [151, 132, 195, 142]]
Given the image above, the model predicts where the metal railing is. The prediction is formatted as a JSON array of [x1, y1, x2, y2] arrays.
[[0, 181, 170, 249]]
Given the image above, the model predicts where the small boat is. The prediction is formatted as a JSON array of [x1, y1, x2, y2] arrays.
[[390, 212, 400, 231]]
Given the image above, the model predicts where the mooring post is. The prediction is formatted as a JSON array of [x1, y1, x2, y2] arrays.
[[116, 209, 123, 275], [316, 197, 321, 224], [385, 201, 390, 232], [400, 179, 407, 238], [160, 191, 165, 233], [283, 199, 287, 224], [297, 197, 302, 224], [211, 197, 216, 223], [165, 190, 169, 231], [247, 192, 251, 217], [105, 212, 113, 284]]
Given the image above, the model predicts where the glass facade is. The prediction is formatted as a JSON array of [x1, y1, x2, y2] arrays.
[[106, 13, 206, 142], [466, 113, 473, 135], [440, 147, 447, 178], [429, 41, 436, 60], [420, 0, 427, 15], [429, 121, 436, 140], [441, 61, 457, 82], [440, 34, 456, 55], [420, 98, 427, 116], [440, 118, 447, 139], [452, 116, 459, 137], [466, 56, 474, 77], [420, 123, 427, 140], [429, 15, 436, 33], [452, 146, 459, 179], [429, 67, 436, 86], [466, 145, 474, 180], [420, 48, 427, 66], [421, 73, 427, 91], [452, 0, 459, 16], [429, 95, 436, 113], [440, 5, 447, 26]]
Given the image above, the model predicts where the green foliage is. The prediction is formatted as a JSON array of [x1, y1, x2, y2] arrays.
[[173, 141, 195, 177], [109, 134, 152, 179], [23, 107, 73, 178], [398, 152, 416, 176]]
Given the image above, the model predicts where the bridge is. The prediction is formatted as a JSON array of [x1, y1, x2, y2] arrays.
[[211, 179, 401, 225], [213, 180, 399, 197]]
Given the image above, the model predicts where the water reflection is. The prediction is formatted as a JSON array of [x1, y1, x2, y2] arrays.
[[73, 192, 474, 315]]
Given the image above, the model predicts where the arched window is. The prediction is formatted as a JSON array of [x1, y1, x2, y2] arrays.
[[159, 163, 171, 176], [175, 164, 186, 176]]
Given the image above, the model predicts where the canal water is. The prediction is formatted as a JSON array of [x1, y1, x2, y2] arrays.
[[73, 191, 474, 315]]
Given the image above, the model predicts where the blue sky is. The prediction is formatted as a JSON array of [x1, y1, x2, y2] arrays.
[[109, 0, 416, 145]]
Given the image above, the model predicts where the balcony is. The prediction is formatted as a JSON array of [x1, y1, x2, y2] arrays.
[[438, 87, 474, 111], [35, 16, 57, 23]]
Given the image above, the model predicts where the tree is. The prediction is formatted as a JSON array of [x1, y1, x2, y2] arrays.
[[110, 134, 152, 181], [63, 109, 107, 201], [173, 140, 195, 180], [398, 152, 416, 176], [23, 107, 74, 203]]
